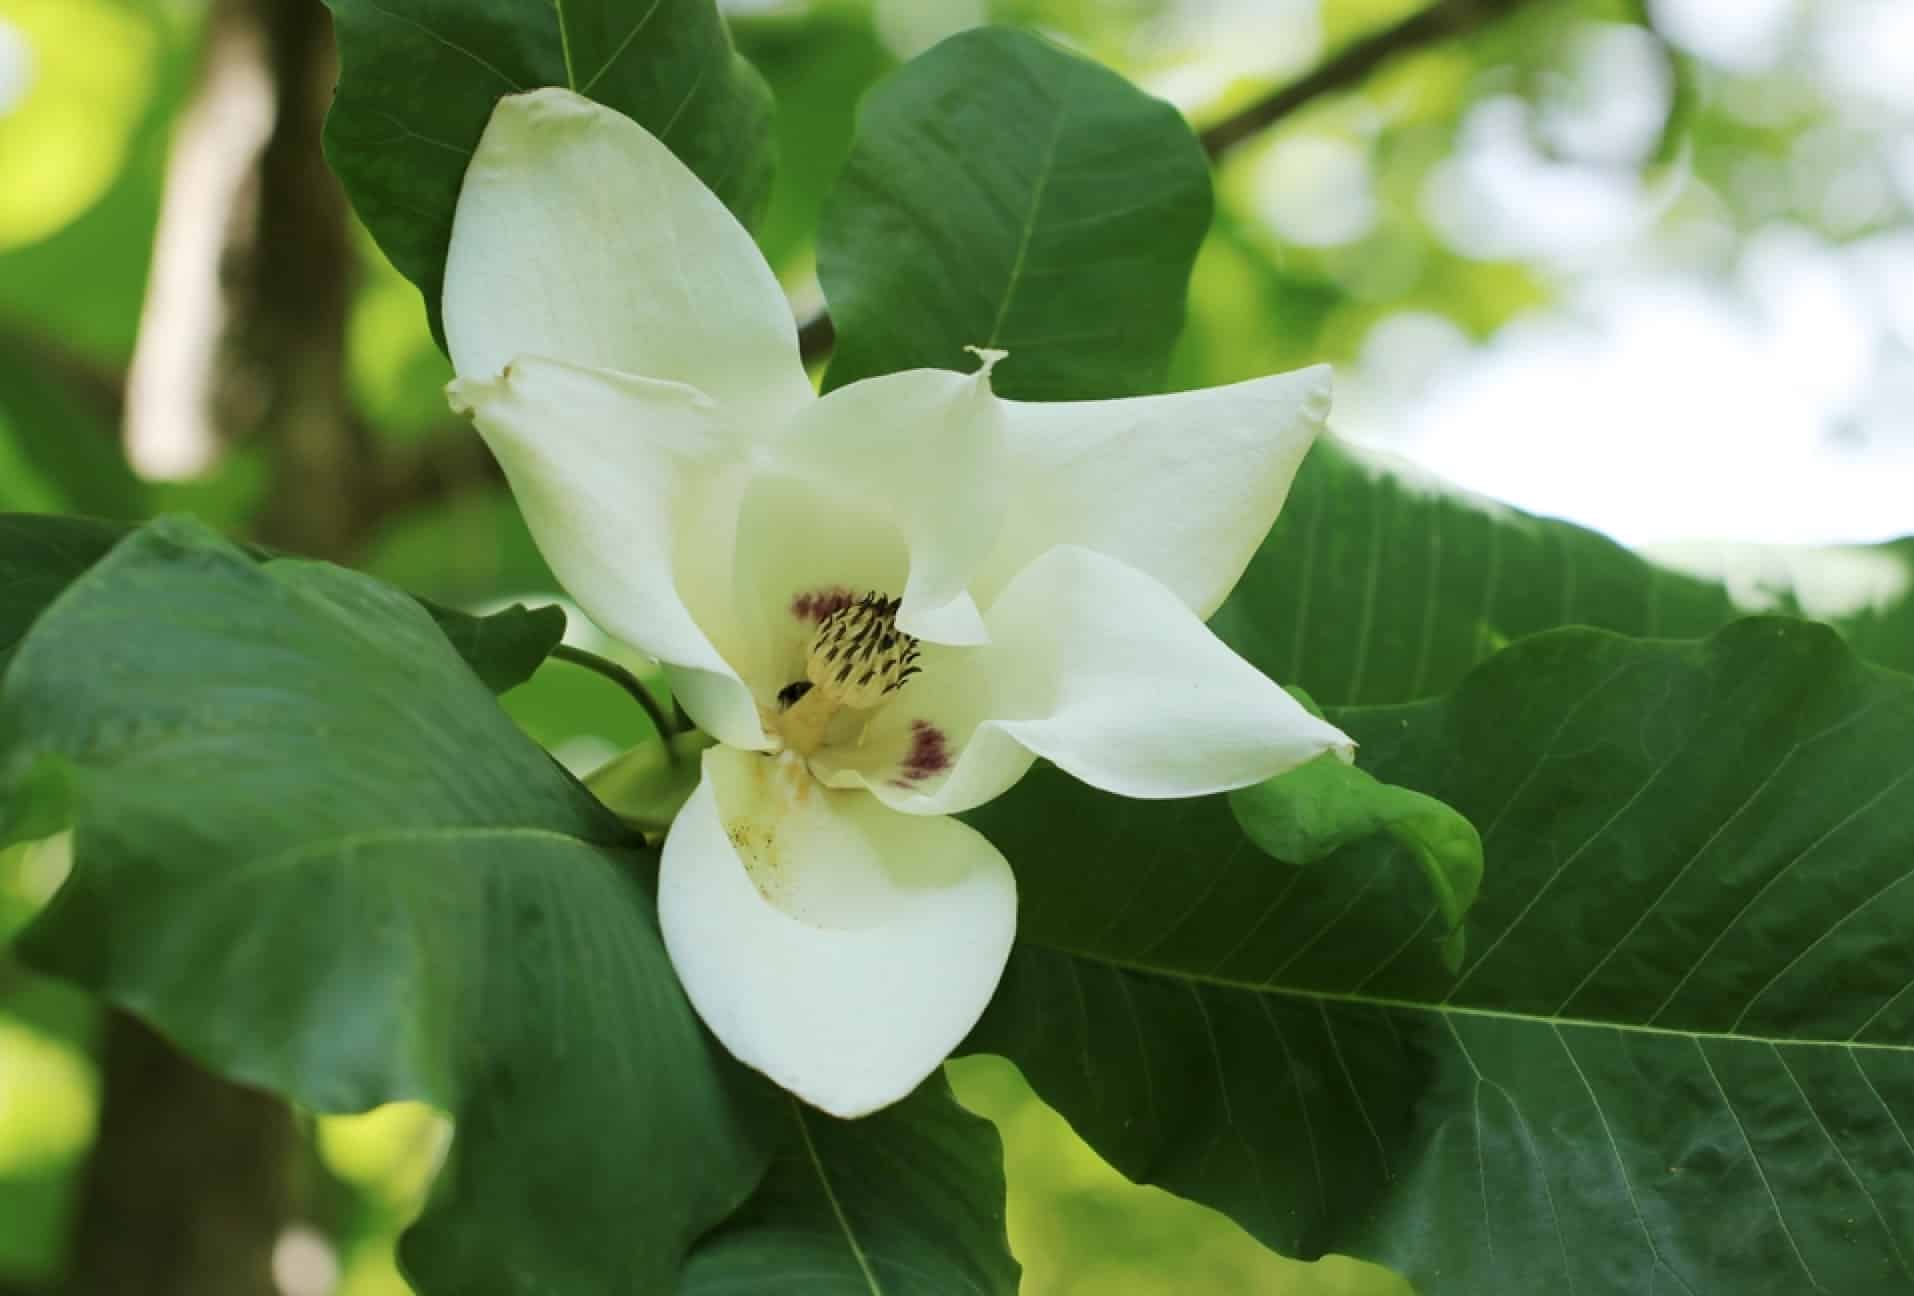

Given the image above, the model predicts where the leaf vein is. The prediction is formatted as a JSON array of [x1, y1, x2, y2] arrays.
[[361, 0, 524, 91], [1694, 1039, 1822, 1292]]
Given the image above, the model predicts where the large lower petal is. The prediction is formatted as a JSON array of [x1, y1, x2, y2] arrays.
[[766, 361, 1008, 645], [820, 546, 1353, 812], [972, 366, 1332, 617], [448, 356, 765, 749], [659, 747, 1016, 1118], [443, 88, 812, 428]]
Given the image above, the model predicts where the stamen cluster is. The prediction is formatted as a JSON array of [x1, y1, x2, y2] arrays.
[[804, 592, 921, 708]]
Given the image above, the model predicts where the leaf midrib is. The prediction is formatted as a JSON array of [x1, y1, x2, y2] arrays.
[[792, 1099, 886, 1296], [983, 113, 1064, 350], [1048, 944, 1914, 1055]]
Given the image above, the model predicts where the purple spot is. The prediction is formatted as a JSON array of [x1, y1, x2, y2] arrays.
[[791, 586, 855, 625], [895, 719, 951, 785]]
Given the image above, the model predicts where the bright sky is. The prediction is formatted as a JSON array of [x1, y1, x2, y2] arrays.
[[1339, 232, 1914, 547], [1332, 0, 1914, 548]]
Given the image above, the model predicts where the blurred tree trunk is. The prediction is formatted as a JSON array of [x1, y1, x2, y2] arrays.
[[71, 1, 355, 1292], [67, 1020, 299, 1296], [242, 0, 366, 557]]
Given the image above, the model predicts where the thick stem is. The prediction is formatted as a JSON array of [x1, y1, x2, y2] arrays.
[[66, 1018, 299, 1296], [242, 0, 363, 557], [69, 1, 354, 1290]]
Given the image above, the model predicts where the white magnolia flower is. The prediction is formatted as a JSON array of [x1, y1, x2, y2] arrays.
[[444, 88, 1354, 1118]]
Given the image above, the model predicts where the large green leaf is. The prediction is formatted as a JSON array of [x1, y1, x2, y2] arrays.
[[322, 0, 774, 344], [0, 518, 769, 1294], [970, 617, 1914, 1293], [0, 512, 561, 691], [1213, 440, 1914, 705], [683, 1073, 1020, 1295], [817, 27, 1211, 400]]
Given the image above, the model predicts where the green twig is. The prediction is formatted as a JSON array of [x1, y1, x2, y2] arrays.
[[548, 643, 679, 755]]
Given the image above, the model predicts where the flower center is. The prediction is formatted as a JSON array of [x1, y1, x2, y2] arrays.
[[774, 592, 919, 756]]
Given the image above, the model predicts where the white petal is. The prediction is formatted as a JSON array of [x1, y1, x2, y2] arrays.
[[810, 642, 1037, 816], [448, 356, 766, 749], [820, 546, 1353, 811], [725, 469, 913, 704], [443, 88, 812, 427], [767, 364, 1007, 645], [980, 546, 1353, 796], [973, 366, 1332, 617], [659, 747, 1017, 1118]]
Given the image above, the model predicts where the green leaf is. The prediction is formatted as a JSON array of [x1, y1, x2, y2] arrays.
[[1213, 441, 1914, 706], [1230, 754, 1482, 970], [1, 518, 769, 1293], [0, 513, 561, 692], [817, 27, 1211, 400], [424, 597, 567, 695], [321, 0, 774, 345], [0, 344, 145, 519], [683, 1073, 1020, 1295], [971, 617, 1914, 1293]]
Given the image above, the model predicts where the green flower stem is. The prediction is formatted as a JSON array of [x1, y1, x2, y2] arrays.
[[548, 643, 679, 751], [585, 731, 714, 833]]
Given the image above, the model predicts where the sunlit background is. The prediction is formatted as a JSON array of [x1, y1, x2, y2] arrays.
[[1, 0, 1909, 1290]]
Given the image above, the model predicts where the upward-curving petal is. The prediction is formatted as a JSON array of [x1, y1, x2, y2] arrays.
[[766, 359, 1008, 645], [448, 355, 766, 749], [658, 747, 1017, 1118], [818, 546, 1352, 812], [443, 88, 812, 428], [971, 365, 1332, 617]]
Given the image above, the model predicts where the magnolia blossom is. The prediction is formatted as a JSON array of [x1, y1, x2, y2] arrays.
[[444, 89, 1353, 1118]]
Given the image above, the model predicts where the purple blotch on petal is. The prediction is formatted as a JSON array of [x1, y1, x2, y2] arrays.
[[895, 719, 951, 785], [791, 585, 856, 625]]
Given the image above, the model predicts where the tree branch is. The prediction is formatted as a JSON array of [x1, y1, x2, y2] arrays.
[[0, 323, 124, 424], [1197, 0, 1537, 159], [373, 420, 501, 521], [242, 0, 364, 558]]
